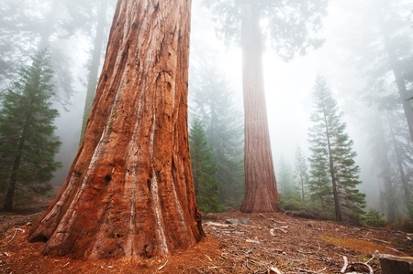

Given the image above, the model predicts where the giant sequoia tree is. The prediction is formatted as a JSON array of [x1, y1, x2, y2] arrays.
[[80, 0, 116, 138], [30, 0, 204, 259], [207, 0, 328, 212]]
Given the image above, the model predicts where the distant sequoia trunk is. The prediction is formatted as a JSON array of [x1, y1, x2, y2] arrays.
[[30, 0, 204, 259], [240, 3, 278, 213], [80, 0, 109, 140]]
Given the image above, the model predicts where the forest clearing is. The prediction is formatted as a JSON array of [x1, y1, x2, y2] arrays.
[[1, 0, 413, 273], [1, 210, 413, 273]]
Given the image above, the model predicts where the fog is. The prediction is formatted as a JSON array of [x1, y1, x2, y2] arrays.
[[1, 0, 412, 223]]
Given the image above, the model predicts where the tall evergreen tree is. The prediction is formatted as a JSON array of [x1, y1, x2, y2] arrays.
[[190, 119, 221, 213], [0, 51, 61, 211], [361, 93, 413, 222], [295, 147, 309, 201], [345, 0, 413, 141], [277, 157, 301, 210], [206, 0, 329, 212], [190, 64, 244, 208], [308, 77, 366, 222], [277, 158, 296, 197]]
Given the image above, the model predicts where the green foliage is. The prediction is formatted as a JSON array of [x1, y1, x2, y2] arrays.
[[0, 51, 61, 207], [0, 0, 116, 96], [308, 79, 333, 211], [295, 147, 309, 201], [308, 77, 366, 223], [279, 195, 303, 212], [348, 0, 413, 223], [190, 64, 244, 208], [278, 157, 305, 212], [206, 0, 328, 60], [278, 158, 297, 197], [363, 209, 386, 227], [190, 120, 222, 213]]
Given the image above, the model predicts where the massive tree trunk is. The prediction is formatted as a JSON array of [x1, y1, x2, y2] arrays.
[[240, 3, 278, 213], [80, 0, 109, 139], [30, 0, 204, 259]]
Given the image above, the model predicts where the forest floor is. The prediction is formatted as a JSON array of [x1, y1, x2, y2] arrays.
[[0, 210, 412, 274]]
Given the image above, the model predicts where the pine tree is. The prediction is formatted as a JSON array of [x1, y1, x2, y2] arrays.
[[308, 94, 333, 214], [0, 51, 61, 211], [308, 77, 366, 222], [190, 64, 244, 208], [334, 126, 366, 222], [277, 158, 296, 196], [207, 0, 328, 213], [295, 147, 309, 201], [190, 119, 221, 212], [278, 157, 301, 210]]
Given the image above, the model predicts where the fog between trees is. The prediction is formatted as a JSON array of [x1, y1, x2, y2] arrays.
[[0, 0, 412, 228]]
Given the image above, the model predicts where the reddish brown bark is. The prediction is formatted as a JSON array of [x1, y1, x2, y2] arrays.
[[240, 3, 278, 213], [30, 0, 204, 259]]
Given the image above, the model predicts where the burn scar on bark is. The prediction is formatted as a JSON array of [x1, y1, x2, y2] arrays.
[[150, 171, 168, 255], [149, 112, 168, 255], [171, 177, 189, 234], [123, 139, 139, 257]]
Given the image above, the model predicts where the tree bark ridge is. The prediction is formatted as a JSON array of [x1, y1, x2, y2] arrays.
[[240, 3, 278, 213], [30, 0, 203, 259]]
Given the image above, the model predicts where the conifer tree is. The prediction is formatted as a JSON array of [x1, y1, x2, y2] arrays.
[[308, 77, 366, 222], [308, 102, 333, 213], [278, 157, 301, 210], [0, 51, 61, 211], [295, 147, 309, 201], [190, 119, 221, 212], [277, 158, 296, 197], [190, 64, 244, 208], [206, 0, 328, 212]]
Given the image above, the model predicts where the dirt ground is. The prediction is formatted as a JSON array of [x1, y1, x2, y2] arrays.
[[1, 210, 412, 274]]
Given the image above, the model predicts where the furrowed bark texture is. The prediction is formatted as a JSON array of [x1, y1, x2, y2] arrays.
[[30, 0, 204, 259], [240, 3, 278, 213]]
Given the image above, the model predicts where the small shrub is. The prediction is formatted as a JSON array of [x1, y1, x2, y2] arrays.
[[279, 195, 303, 212], [363, 209, 386, 227]]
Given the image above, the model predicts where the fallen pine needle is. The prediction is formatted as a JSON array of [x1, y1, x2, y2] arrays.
[[6, 228, 25, 244], [246, 239, 260, 244], [340, 256, 348, 273], [158, 259, 168, 271], [269, 266, 283, 274]]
